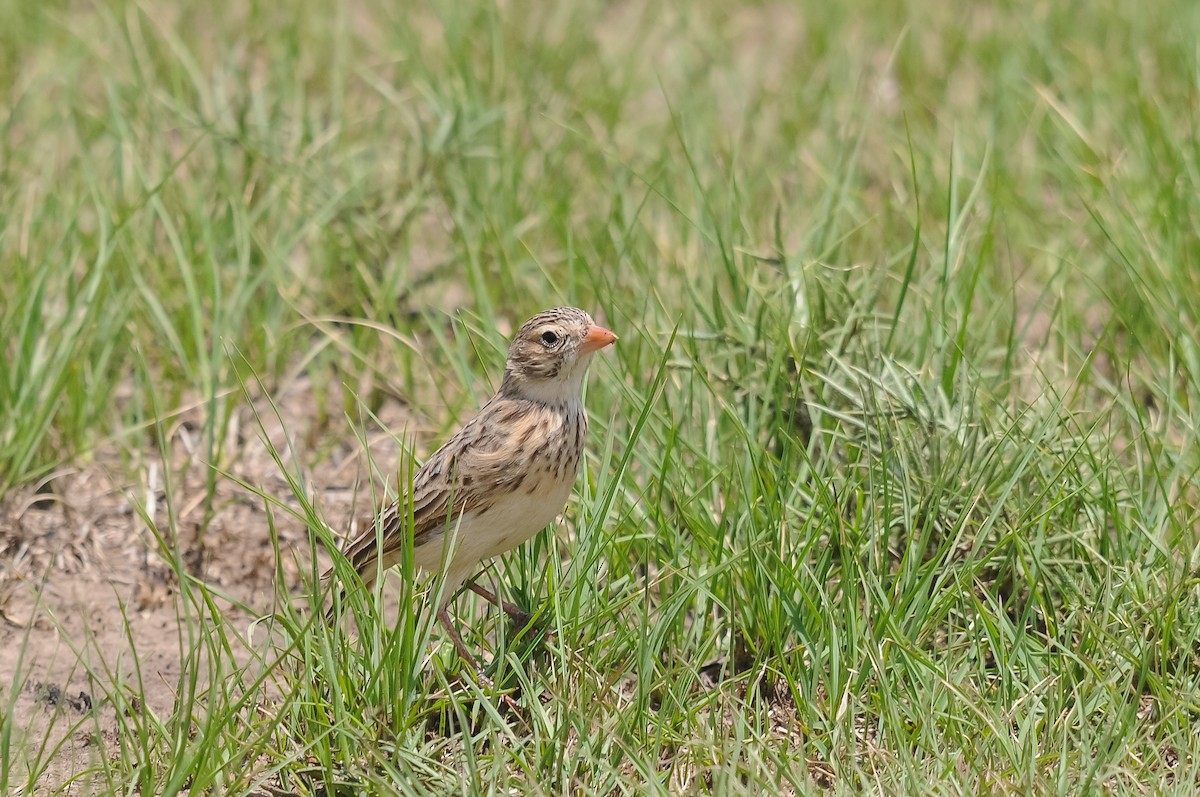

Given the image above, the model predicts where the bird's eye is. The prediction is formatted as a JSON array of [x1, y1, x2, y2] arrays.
[[540, 330, 560, 346]]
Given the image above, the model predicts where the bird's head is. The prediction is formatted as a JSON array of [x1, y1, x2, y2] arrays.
[[500, 307, 617, 403]]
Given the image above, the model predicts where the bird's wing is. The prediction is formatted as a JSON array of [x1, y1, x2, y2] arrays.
[[338, 396, 538, 581]]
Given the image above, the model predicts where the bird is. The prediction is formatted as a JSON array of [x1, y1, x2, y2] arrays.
[[326, 306, 617, 672]]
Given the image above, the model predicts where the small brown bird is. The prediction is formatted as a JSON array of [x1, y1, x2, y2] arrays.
[[328, 307, 617, 669]]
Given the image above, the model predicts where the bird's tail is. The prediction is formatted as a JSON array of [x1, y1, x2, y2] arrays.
[[322, 549, 383, 624], [321, 518, 384, 624]]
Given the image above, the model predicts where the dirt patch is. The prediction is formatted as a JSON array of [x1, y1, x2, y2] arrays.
[[0, 372, 415, 788]]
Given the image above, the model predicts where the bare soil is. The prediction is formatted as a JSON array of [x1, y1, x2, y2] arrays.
[[0, 374, 413, 789]]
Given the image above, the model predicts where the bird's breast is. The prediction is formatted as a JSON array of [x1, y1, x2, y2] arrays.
[[437, 462, 576, 566], [424, 403, 585, 567]]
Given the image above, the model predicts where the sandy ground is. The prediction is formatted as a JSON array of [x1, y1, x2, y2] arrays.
[[0, 374, 413, 788]]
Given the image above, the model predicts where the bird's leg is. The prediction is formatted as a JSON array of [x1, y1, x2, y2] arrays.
[[437, 607, 485, 669], [466, 580, 535, 628], [437, 607, 521, 711]]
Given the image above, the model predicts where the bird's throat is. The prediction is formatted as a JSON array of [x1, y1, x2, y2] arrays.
[[501, 361, 590, 406]]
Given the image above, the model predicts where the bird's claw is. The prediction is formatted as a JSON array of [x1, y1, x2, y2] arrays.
[[470, 670, 522, 712], [509, 610, 556, 640]]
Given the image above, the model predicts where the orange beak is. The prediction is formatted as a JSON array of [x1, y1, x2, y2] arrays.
[[581, 324, 618, 354]]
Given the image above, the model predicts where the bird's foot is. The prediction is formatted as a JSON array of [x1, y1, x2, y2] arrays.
[[465, 580, 554, 638], [469, 668, 522, 713], [438, 607, 523, 711], [508, 610, 557, 642]]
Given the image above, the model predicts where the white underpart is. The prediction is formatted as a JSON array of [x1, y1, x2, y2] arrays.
[[416, 469, 577, 607]]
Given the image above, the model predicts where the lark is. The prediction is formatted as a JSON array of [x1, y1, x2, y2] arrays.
[[327, 307, 617, 669]]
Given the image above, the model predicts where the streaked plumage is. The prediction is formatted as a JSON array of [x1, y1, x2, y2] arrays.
[[327, 307, 616, 665]]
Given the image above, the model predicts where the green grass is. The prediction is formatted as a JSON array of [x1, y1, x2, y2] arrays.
[[3, 0, 1200, 793]]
